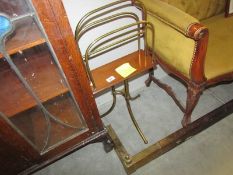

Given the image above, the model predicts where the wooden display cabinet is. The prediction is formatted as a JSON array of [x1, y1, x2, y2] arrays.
[[0, 0, 110, 174]]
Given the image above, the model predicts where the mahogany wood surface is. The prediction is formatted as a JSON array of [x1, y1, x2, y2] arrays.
[[0, 115, 40, 175], [92, 50, 153, 95], [188, 23, 209, 84]]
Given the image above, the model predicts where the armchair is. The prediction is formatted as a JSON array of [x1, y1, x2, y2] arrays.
[[140, 0, 233, 126]]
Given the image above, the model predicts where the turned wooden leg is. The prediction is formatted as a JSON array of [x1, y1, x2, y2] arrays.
[[145, 75, 152, 87], [182, 85, 203, 127]]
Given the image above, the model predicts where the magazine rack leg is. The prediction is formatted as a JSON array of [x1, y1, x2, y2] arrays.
[[117, 80, 148, 144], [101, 86, 117, 118], [101, 80, 147, 144]]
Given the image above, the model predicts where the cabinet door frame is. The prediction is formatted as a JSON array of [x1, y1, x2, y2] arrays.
[[29, 0, 105, 155]]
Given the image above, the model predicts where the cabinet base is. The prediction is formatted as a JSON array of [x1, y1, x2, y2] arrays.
[[20, 128, 110, 175]]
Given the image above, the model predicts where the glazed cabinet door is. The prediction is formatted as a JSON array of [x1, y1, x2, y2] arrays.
[[0, 0, 104, 173]]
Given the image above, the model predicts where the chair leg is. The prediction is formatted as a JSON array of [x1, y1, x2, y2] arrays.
[[145, 69, 154, 87], [146, 71, 204, 127], [182, 85, 203, 127]]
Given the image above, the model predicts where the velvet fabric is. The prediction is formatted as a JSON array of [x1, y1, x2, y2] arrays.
[[202, 14, 233, 79], [142, 0, 198, 78], [146, 13, 195, 78], [141, 0, 198, 33], [159, 0, 225, 20]]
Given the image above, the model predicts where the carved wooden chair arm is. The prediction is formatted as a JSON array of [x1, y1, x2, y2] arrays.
[[187, 23, 209, 84]]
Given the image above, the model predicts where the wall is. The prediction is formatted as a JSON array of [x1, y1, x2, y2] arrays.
[[62, 0, 166, 106], [230, 0, 233, 14]]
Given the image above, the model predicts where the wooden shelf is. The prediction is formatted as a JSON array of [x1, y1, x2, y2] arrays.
[[91, 50, 153, 95], [0, 18, 46, 58], [0, 47, 69, 117]]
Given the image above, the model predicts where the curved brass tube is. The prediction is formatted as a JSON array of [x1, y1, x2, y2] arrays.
[[100, 86, 117, 118], [75, 0, 146, 38], [123, 80, 148, 144], [76, 12, 139, 41]]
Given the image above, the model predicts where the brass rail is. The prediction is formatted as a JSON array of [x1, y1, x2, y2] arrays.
[[75, 0, 147, 38]]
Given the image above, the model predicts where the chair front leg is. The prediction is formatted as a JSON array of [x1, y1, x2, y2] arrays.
[[145, 68, 155, 87], [182, 84, 203, 127]]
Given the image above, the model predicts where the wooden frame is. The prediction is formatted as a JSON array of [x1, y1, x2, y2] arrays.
[[0, 0, 112, 174], [225, 0, 233, 17], [31, 0, 110, 160]]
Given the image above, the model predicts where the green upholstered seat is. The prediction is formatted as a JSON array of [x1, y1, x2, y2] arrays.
[[158, 0, 225, 21]]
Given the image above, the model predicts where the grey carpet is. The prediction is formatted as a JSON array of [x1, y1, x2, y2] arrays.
[[34, 76, 233, 175]]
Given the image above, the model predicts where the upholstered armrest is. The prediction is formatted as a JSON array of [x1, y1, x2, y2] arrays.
[[142, 0, 199, 36], [140, 0, 209, 82]]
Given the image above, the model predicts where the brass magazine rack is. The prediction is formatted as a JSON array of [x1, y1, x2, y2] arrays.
[[75, 0, 154, 144]]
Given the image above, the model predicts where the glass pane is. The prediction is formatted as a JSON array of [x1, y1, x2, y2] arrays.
[[0, 0, 88, 153], [5, 16, 44, 55], [0, 0, 31, 17]]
